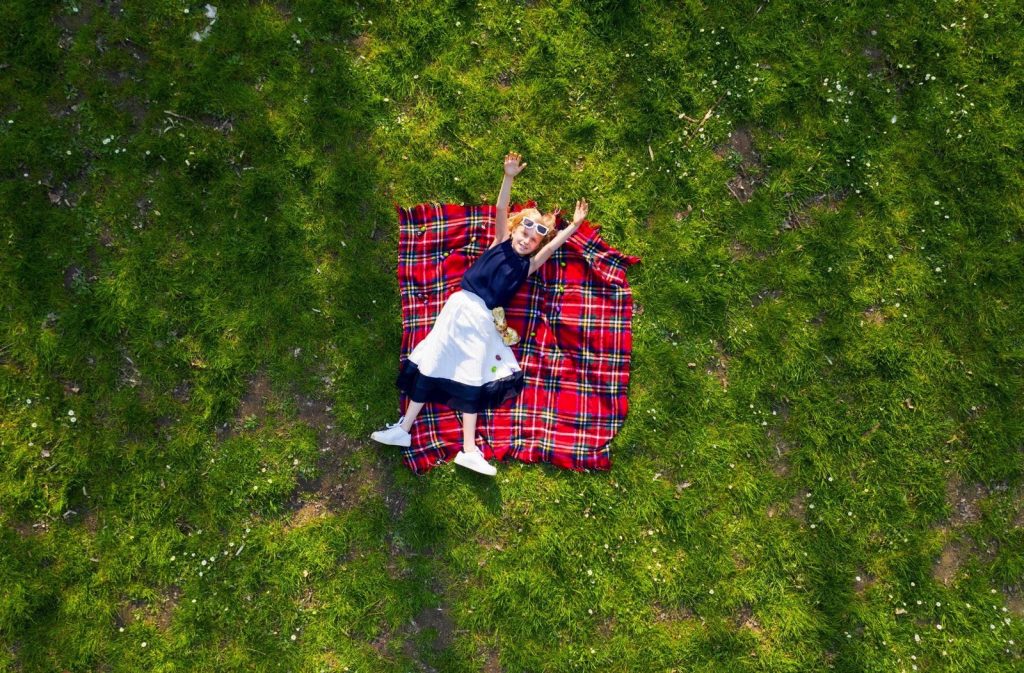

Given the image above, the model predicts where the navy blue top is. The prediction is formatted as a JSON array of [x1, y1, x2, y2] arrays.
[[461, 238, 531, 309]]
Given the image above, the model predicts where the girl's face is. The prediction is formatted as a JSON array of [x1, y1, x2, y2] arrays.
[[512, 224, 543, 256], [511, 211, 545, 256]]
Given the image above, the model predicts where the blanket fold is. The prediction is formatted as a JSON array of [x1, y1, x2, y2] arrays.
[[395, 201, 640, 474]]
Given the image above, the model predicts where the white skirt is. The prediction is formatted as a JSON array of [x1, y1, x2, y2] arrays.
[[397, 290, 525, 413]]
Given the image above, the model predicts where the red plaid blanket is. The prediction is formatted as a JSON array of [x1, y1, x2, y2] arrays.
[[394, 201, 640, 474]]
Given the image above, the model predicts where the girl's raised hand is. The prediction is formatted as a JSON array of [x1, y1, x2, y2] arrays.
[[504, 151, 527, 177], [572, 197, 589, 226]]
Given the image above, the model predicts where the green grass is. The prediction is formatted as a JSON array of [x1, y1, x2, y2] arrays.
[[2, 0, 1023, 671]]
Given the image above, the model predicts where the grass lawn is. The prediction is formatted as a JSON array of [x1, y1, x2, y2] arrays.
[[2, 1, 1022, 671]]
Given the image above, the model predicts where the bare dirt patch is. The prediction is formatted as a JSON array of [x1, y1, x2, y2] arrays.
[[933, 535, 967, 585], [728, 240, 751, 261], [483, 645, 504, 673], [1004, 587, 1024, 616], [769, 438, 792, 478], [171, 379, 192, 403], [396, 591, 457, 670], [715, 126, 763, 203], [750, 288, 783, 308], [945, 476, 987, 526], [116, 585, 181, 631], [733, 603, 763, 635], [861, 30, 896, 80], [788, 490, 810, 525], [223, 371, 273, 438], [853, 569, 876, 594], [285, 391, 394, 516], [196, 113, 234, 134], [63, 264, 85, 289], [654, 602, 696, 623], [115, 96, 150, 130], [931, 477, 999, 585], [765, 400, 793, 476], [930, 531, 997, 586], [118, 347, 142, 389], [704, 340, 730, 390], [53, 2, 94, 35], [47, 174, 83, 209], [12, 519, 50, 537], [284, 497, 329, 532]]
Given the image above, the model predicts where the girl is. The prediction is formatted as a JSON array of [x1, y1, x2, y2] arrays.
[[371, 152, 589, 476]]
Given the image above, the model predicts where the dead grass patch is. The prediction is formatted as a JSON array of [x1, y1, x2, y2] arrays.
[[349, 33, 372, 57], [863, 306, 886, 326]]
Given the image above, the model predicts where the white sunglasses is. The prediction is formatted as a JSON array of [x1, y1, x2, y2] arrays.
[[522, 216, 550, 236]]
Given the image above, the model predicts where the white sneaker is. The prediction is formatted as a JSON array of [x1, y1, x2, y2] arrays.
[[370, 416, 411, 447], [453, 448, 497, 476]]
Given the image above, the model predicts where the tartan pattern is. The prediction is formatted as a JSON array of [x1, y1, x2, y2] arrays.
[[394, 201, 640, 474]]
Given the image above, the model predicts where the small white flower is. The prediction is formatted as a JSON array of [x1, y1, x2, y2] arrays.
[[891, 115, 898, 124], [141, 641, 148, 648]]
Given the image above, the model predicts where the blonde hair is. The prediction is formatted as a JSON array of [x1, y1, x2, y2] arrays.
[[507, 208, 558, 255]]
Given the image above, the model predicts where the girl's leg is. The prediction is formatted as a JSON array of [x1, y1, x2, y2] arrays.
[[400, 400, 425, 433], [452, 410, 495, 475], [461, 412, 479, 453]]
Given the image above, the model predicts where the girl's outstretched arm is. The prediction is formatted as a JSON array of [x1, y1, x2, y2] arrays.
[[528, 198, 588, 274], [491, 152, 526, 248]]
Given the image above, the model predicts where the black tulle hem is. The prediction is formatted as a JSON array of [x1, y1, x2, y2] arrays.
[[396, 358, 525, 413]]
